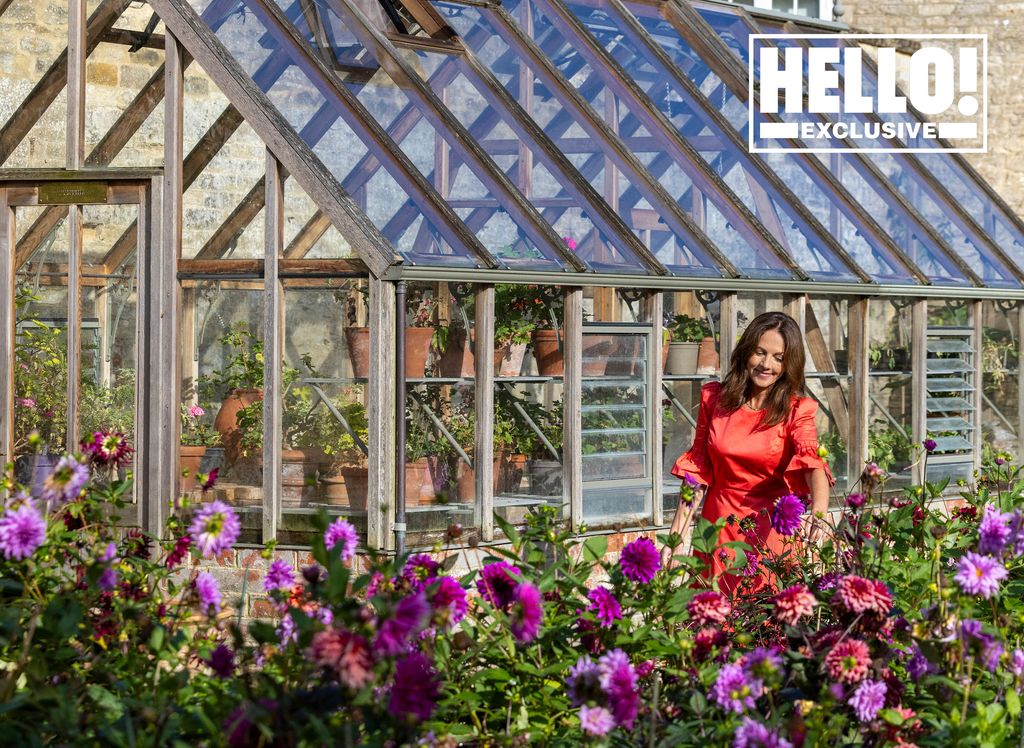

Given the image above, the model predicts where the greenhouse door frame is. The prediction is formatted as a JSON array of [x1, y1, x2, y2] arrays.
[[0, 169, 173, 532]]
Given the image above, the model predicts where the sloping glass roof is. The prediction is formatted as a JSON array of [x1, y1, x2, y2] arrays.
[[155, 0, 1024, 288]]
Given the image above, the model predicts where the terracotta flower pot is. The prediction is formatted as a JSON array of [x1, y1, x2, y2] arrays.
[[344, 327, 370, 378], [581, 334, 614, 377], [498, 453, 528, 494], [532, 329, 563, 376], [404, 328, 434, 379], [179, 445, 207, 493], [494, 341, 527, 376], [455, 456, 503, 501], [405, 458, 436, 506], [323, 462, 368, 511], [213, 387, 263, 466], [282, 447, 323, 509], [696, 336, 719, 375], [438, 328, 475, 378]]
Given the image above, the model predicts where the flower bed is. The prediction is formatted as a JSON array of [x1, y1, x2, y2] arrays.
[[1, 436, 1024, 746]]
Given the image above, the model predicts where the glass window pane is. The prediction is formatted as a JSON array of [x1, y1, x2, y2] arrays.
[[981, 301, 1019, 463], [187, 0, 491, 268], [499, 0, 795, 279], [432, 0, 725, 277], [868, 298, 914, 489], [565, 0, 857, 282]]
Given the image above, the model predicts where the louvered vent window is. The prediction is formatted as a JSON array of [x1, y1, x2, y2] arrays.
[[924, 327, 977, 484]]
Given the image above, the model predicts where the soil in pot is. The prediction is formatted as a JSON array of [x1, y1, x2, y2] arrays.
[[214, 388, 263, 466], [494, 341, 527, 376], [438, 329, 475, 378], [532, 329, 563, 376]]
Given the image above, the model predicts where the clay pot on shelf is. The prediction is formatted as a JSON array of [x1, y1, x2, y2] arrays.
[[344, 327, 370, 378], [179, 445, 207, 493], [323, 461, 369, 511], [532, 329, 563, 376], [281, 447, 323, 509], [345, 326, 435, 379], [455, 455, 503, 502], [213, 387, 263, 466], [696, 336, 720, 375], [494, 341, 528, 376], [498, 453, 529, 494], [404, 458, 436, 506], [438, 328, 475, 378], [665, 341, 699, 375], [581, 334, 614, 377]]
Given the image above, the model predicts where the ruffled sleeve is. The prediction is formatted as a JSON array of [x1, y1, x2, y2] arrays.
[[670, 380, 721, 486], [783, 397, 835, 495]]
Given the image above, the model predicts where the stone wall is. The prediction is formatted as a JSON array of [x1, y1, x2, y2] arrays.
[[839, 0, 1024, 216]]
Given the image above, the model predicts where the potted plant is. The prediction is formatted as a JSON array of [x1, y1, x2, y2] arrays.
[[319, 401, 370, 511], [867, 423, 912, 473], [208, 323, 264, 466], [405, 409, 445, 506], [664, 313, 714, 375], [179, 403, 217, 493], [494, 284, 537, 377], [345, 287, 439, 379], [529, 286, 565, 376], [527, 400, 563, 497], [436, 284, 476, 378], [494, 395, 540, 494]]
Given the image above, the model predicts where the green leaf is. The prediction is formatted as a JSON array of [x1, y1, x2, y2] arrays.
[[1007, 690, 1021, 719], [582, 535, 607, 564], [149, 625, 165, 654]]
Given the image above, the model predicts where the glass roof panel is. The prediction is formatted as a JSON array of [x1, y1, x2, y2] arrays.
[[499, 0, 798, 279], [432, 0, 725, 277], [787, 32, 1020, 288], [624, 1, 918, 285], [697, 4, 978, 287], [187, 0, 484, 267]]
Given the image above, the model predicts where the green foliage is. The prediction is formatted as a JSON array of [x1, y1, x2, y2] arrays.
[[868, 422, 913, 471], [666, 313, 711, 343]]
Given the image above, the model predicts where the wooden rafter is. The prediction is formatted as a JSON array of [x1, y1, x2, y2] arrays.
[[0, 0, 132, 165], [101, 105, 245, 270]]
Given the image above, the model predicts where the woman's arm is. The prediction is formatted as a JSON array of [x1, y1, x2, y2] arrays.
[[806, 467, 830, 544]]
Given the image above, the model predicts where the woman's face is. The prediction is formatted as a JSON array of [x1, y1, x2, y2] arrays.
[[746, 329, 786, 393]]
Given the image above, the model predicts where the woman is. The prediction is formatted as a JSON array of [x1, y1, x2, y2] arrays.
[[666, 311, 833, 594]]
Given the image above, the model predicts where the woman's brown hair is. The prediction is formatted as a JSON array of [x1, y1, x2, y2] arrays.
[[717, 311, 805, 427]]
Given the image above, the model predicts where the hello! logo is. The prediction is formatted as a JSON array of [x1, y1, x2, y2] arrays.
[[748, 35, 987, 153]]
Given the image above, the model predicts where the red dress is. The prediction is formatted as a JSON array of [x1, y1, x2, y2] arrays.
[[671, 381, 834, 594]]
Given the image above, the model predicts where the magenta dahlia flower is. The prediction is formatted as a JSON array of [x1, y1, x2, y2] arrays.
[[832, 575, 892, 615], [429, 576, 468, 628], [598, 649, 639, 729], [0, 501, 46, 560], [84, 429, 134, 468], [263, 558, 295, 593], [324, 518, 358, 561], [733, 716, 793, 748], [388, 652, 440, 721], [978, 504, 1012, 556], [771, 494, 805, 536], [774, 584, 816, 626], [204, 644, 235, 679], [310, 628, 374, 689], [476, 561, 522, 609], [712, 663, 762, 714], [374, 592, 430, 655], [402, 553, 439, 591], [40, 455, 89, 506], [188, 500, 240, 558], [847, 678, 886, 722], [509, 581, 543, 643], [823, 638, 871, 684], [620, 537, 660, 583], [578, 705, 615, 736], [955, 552, 1008, 598], [688, 590, 732, 627], [194, 571, 222, 613], [566, 655, 602, 707], [587, 586, 622, 627]]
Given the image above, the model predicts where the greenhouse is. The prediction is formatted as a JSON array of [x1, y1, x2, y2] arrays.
[[1, 0, 1023, 558]]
